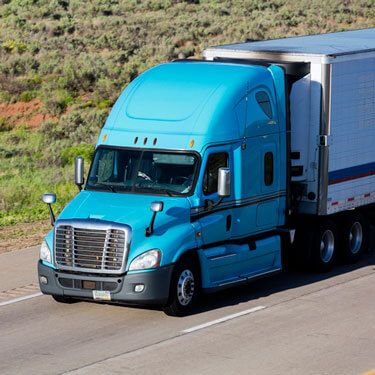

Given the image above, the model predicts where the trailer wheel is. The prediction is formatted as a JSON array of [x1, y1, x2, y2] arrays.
[[163, 257, 199, 317], [52, 295, 77, 304], [310, 219, 337, 272], [339, 213, 367, 263]]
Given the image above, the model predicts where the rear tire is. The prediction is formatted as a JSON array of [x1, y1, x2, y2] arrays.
[[163, 257, 199, 317], [293, 218, 338, 272], [52, 295, 77, 304], [310, 219, 337, 272], [339, 212, 367, 263]]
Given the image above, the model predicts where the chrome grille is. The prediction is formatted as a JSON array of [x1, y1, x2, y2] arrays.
[[54, 220, 131, 274]]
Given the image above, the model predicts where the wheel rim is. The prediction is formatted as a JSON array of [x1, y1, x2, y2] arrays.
[[320, 229, 335, 263], [177, 269, 195, 306], [349, 221, 363, 254]]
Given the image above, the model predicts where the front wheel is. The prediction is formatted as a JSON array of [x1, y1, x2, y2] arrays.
[[163, 257, 199, 317]]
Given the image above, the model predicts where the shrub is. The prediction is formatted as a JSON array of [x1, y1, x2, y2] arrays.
[[44, 89, 74, 115], [60, 143, 95, 166], [0, 117, 11, 132]]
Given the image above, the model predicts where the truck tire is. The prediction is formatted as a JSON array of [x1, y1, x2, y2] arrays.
[[52, 295, 77, 304], [163, 257, 199, 317], [310, 219, 338, 272], [339, 212, 367, 263]]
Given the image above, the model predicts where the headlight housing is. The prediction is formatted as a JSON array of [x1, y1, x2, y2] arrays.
[[40, 240, 52, 263], [129, 249, 161, 271]]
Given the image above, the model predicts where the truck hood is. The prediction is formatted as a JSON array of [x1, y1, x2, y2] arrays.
[[55, 190, 198, 268], [57, 190, 192, 232]]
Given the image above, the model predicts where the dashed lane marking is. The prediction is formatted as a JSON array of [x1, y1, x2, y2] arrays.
[[0, 292, 43, 307], [0, 283, 43, 307], [181, 305, 266, 334]]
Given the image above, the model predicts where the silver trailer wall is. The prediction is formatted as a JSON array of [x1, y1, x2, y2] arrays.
[[203, 28, 375, 216], [326, 56, 375, 214]]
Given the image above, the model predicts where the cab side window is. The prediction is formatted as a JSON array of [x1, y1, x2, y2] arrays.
[[203, 153, 228, 195]]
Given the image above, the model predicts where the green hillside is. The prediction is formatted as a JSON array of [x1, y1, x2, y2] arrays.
[[0, 0, 374, 229]]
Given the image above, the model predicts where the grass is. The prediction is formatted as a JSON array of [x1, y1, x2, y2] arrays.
[[0, 0, 374, 231]]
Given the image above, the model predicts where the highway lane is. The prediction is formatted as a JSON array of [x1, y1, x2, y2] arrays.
[[0, 245, 374, 375]]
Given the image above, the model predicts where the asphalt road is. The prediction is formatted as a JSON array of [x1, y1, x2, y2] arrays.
[[0, 244, 374, 375]]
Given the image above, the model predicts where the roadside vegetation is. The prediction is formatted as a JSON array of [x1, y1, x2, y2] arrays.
[[0, 0, 374, 236]]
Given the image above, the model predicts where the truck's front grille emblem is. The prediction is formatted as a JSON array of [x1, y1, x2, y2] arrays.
[[54, 220, 131, 274]]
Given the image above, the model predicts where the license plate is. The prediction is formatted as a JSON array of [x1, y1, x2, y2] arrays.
[[82, 280, 96, 290], [93, 290, 111, 301]]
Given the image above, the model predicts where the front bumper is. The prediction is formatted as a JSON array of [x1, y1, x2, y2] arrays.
[[38, 261, 173, 305]]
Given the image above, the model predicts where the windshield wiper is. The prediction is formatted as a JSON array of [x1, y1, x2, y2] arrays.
[[159, 188, 181, 197], [135, 186, 181, 197], [94, 183, 118, 193]]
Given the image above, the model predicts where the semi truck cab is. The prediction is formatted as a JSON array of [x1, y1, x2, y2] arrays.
[[38, 61, 288, 315]]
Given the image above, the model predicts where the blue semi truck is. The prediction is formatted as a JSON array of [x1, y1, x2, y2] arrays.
[[38, 29, 375, 316]]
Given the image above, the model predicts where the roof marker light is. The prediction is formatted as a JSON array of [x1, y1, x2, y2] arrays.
[[134, 136, 138, 144], [153, 138, 157, 145], [189, 139, 195, 148], [102, 133, 107, 141], [144, 137, 148, 145]]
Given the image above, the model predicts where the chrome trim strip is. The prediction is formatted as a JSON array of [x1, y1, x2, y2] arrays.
[[207, 253, 237, 260], [217, 268, 282, 287]]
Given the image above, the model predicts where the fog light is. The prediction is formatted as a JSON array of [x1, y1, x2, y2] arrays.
[[134, 284, 145, 293], [40, 276, 48, 285]]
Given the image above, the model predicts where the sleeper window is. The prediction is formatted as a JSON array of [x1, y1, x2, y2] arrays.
[[256, 91, 273, 119], [203, 153, 228, 195]]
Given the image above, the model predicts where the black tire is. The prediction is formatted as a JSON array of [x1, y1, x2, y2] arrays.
[[339, 212, 368, 263], [310, 219, 338, 272], [163, 257, 199, 317], [52, 295, 77, 304]]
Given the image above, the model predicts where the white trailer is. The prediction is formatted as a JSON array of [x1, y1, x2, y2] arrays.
[[204, 28, 375, 217]]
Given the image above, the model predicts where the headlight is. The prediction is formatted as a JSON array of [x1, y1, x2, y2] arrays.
[[129, 249, 161, 271], [40, 240, 52, 263]]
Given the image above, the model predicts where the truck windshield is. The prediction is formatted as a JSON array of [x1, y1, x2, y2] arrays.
[[86, 147, 198, 196]]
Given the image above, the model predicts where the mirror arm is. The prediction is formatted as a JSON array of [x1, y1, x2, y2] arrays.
[[145, 211, 158, 237], [76, 179, 84, 192], [205, 197, 224, 210], [47, 204, 55, 226]]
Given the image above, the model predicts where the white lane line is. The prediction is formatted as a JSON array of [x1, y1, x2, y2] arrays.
[[181, 305, 266, 334], [0, 292, 43, 307]]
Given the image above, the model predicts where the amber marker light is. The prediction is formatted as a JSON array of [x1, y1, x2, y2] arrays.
[[102, 133, 107, 141], [189, 139, 195, 148]]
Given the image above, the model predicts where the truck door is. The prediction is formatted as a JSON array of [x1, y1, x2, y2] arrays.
[[196, 148, 233, 245], [195, 147, 252, 285]]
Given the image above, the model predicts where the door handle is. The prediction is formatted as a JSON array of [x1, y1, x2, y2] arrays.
[[226, 215, 232, 231]]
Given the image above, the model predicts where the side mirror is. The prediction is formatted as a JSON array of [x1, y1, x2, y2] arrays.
[[151, 201, 164, 213], [42, 193, 56, 226], [146, 201, 164, 236], [218, 167, 231, 198], [42, 193, 56, 204], [75, 156, 84, 190]]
